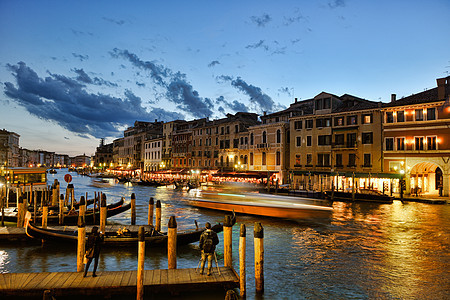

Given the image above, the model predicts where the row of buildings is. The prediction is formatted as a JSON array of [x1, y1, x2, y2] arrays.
[[95, 77, 450, 197], [0, 129, 90, 169]]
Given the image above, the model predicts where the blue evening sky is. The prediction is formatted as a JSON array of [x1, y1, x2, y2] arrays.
[[1, 0, 449, 156]]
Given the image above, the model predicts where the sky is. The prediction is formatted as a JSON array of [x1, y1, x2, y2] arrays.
[[1, 0, 449, 157]]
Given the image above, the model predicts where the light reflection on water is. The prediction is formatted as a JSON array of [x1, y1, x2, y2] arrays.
[[1, 170, 449, 299]]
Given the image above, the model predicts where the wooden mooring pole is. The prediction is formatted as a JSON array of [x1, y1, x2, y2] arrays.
[[155, 200, 161, 232], [239, 224, 246, 298], [168, 216, 177, 269], [224, 215, 233, 267], [79, 196, 86, 220], [42, 197, 48, 229], [77, 216, 86, 272], [17, 196, 23, 228], [131, 193, 136, 225], [148, 197, 154, 226], [59, 194, 65, 225], [137, 226, 145, 300], [100, 194, 107, 233], [254, 222, 264, 294]]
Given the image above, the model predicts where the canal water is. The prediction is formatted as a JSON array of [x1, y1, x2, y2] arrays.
[[1, 169, 449, 299]]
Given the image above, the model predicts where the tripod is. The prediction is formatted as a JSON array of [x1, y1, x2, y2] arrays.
[[196, 251, 221, 275]]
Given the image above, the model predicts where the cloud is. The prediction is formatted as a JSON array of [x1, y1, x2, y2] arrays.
[[73, 68, 118, 87], [218, 75, 284, 114], [3, 62, 183, 139], [278, 87, 292, 96], [284, 9, 306, 26], [72, 53, 89, 61], [328, 0, 345, 9], [215, 96, 249, 113], [246, 40, 269, 51], [136, 81, 146, 87], [251, 13, 272, 27], [111, 48, 214, 119], [208, 60, 220, 67], [102, 17, 126, 25]]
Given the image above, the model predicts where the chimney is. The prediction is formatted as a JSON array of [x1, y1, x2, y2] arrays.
[[437, 77, 448, 100], [391, 94, 396, 102], [263, 111, 267, 116], [155, 119, 158, 123], [295, 98, 298, 103]]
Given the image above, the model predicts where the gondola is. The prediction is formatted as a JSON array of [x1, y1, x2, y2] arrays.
[[25, 221, 224, 247], [1, 199, 131, 225], [25, 197, 96, 212]]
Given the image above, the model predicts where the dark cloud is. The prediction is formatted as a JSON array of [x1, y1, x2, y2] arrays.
[[73, 68, 118, 87], [218, 75, 284, 114], [3, 62, 183, 139], [111, 48, 214, 119], [72, 53, 89, 61], [251, 13, 272, 27], [215, 96, 249, 113], [102, 17, 126, 25], [284, 10, 306, 26], [208, 60, 220, 67], [136, 81, 146, 87], [328, 0, 345, 9], [278, 87, 292, 96], [246, 40, 269, 51]]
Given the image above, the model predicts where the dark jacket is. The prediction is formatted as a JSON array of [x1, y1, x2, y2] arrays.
[[199, 229, 219, 253], [86, 231, 104, 256]]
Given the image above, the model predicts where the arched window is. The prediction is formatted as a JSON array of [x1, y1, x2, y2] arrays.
[[250, 133, 254, 145], [262, 131, 267, 144], [276, 129, 281, 143]]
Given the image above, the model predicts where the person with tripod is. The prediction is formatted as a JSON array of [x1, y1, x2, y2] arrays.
[[199, 222, 219, 276]]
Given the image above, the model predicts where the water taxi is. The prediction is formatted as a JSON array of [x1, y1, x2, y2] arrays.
[[185, 190, 333, 220]]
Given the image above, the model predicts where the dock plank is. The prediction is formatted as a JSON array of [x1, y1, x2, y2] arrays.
[[0, 268, 239, 297]]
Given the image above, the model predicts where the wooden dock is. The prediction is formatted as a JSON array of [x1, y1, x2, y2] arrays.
[[0, 267, 239, 297]]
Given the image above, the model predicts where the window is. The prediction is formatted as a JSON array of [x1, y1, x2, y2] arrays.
[[315, 98, 323, 110], [294, 120, 302, 130], [397, 138, 405, 150], [306, 119, 314, 129], [226, 126, 230, 134], [335, 154, 343, 167], [262, 131, 267, 144], [235, 125, 239, 133], [385, 138, 394, 150], [362, 132, 373, 144], [415, 137, 424, 150], [427, 108, 436, 120], [295, 154, 301, 165], [221, 127, 224, 135], [427, 136, 437, 150], [347, 115, 358, 125], [334, 117, 344, 126], [276, 151, 280, 165], [415, 109, 423, 121], [347, 133, 357, 147], [317, 153, 330, 167], [306, 154, 312, 166], [335, 134, 344, 145], [215, 137, 219, 146], [318, 135, 331, 145], [296, 136, 302, 147], [250, 133, 254, 145], [316, 118, 331, 127], [323, 97, 331, 109], [199, 139, 202, 146], [363, 154, 371, 167], [250, 153, 253, 165], [262, 152, 266, 165], [362, 114, 373, 124], [386, 112, 394, 123], [276, 129, 281, 143], [397, 111, 405, 122], [348, 153, 356, 167], [307, 136, 312, 146]]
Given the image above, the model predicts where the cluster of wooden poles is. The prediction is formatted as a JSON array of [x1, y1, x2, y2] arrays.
[[74, 197, 264, 299]]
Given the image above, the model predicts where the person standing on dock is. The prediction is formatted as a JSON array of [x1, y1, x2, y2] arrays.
[[83, 226, 104, 277], [199, 222, 219, 276]]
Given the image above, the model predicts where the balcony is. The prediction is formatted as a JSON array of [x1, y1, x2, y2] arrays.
[[257, 143, 269, 149]]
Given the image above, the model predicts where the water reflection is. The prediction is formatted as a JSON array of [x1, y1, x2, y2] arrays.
[[1, 170, 449, 300]]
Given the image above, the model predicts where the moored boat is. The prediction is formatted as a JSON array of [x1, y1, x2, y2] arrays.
[[1, 199, 130, 225], [186, 191, 333, 220], [25, 222, 224, 246]]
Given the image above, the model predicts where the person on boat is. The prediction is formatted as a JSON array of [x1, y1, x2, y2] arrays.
[[83, 226, 104, 277], [199, 222, 219, 276]]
